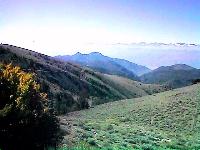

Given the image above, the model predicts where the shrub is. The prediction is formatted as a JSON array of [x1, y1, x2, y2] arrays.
[[0, 64, 63, 150]]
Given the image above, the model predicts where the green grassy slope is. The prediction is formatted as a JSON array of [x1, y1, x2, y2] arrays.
[[99, 74, 168, 99], [61, 84, 200, 149], [0, 44, 167, 114]]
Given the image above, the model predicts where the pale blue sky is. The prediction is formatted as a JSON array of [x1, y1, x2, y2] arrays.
[[0, 0, 200, 68]]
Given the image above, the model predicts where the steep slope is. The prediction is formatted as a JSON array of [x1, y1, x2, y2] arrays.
[[140, 64, 200, 88], [55, 52, 150, 78], [0, 44, 165, 114], [61, 83, 200, 149]]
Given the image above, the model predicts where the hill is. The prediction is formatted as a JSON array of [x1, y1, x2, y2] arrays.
[[140, 64, 200, 88], [55, 52, 150, 78], [61, 83, 200, 149], [99, 74, 167, 99], [0, 44, 165, 114]]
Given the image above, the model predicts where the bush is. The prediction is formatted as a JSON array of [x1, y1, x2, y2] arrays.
[[0, 64, 63, 150]]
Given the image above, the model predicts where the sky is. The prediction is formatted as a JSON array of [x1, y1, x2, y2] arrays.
[[0, 0, 200, 69]]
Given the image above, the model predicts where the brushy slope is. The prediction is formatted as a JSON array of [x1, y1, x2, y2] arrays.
[[60, 84, 200, 149], [0, 44, 166, 114]]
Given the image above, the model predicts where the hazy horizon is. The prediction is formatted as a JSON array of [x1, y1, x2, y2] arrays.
[[51, 43, 199, 69]]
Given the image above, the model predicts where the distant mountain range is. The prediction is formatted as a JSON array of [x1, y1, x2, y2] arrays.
[[55, 52, 151, 79], [85, 42, 200, 69], [56, 52, 200, 89], [140, 64, 200, 88]]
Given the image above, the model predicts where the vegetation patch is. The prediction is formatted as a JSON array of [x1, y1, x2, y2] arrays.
[[61, 84, 200, 149]]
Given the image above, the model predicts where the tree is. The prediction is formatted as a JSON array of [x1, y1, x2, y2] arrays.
[[78, 88, 89, 109], [0, 64, 63, 150]]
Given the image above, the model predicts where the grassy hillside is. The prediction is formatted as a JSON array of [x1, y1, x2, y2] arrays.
[[60, 84, 200, 149], [0, 44, 165, 114], [140, 64, 200, 88], [99, 74, 168, 99]]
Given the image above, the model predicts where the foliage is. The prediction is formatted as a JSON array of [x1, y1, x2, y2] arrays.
[[49, 143, 176, 150], [0, 64, 62, 150]]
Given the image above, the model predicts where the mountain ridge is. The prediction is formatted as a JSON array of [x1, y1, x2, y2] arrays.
[[55, 52, 151, 77], [141, 64, 200, 88], [153, 64, 195, 71]]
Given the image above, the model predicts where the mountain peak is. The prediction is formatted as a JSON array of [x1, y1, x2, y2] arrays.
[[74, 52, 82, 56], [89, 52, 103, 56], [171, 64, 195, 70], [155, 64, 195, 71]]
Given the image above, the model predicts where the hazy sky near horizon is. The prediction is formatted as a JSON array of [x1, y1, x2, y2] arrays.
[[0, 0, 200, 68]]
